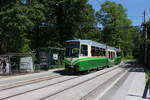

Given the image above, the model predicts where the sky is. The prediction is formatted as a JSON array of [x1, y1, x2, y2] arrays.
[[88, 0, 150, 26]]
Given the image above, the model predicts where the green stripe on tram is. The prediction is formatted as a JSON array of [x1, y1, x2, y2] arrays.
[[64, 56, 121, 71], [65, 56, 108, 65]]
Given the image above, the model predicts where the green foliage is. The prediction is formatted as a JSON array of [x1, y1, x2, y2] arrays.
[[146, 71, 150, 88], [0, 0, 139, 60], [96, 1, 134, 57], [0, 0, 98, 53], [0, 0, 45, 53]]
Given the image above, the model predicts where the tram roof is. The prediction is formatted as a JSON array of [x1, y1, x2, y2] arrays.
[[107, 46, 120, 51], [66, 40, 120, 51]]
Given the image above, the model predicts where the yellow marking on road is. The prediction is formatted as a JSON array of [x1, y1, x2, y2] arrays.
[[0, 74, 60, 89]]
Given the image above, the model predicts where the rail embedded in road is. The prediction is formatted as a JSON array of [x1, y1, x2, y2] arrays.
[[0, 62, 129, 100]]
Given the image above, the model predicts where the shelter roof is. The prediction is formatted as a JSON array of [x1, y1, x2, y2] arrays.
[[0, 53, 32, 57]]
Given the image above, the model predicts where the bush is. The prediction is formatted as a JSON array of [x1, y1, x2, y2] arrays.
[[123, 55, 134, 60], [146, 71, 150, 88]]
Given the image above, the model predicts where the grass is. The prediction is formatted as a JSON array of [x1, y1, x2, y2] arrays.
[[145, 69, 150, 88], [122, 56, 134, 60], [144, 64, 150, 94]]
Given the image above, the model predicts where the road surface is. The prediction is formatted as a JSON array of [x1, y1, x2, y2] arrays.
[[0, 61, 149, 100]]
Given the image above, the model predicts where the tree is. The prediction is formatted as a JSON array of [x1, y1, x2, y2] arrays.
[[33, 0, 97, 47], [96, 1, 133, 57], [0, 0, 100, 53], [0, 0, 45, 53], [140, 21, 150, 65], [53, 0, 96, 45]]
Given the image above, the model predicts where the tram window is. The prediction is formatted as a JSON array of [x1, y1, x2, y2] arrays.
[[100, 48, 103, 56], [91, 46, 96, 56], [99, 48, 102, 56], [111, 52, 115, 60], [81, 45, 88, 56], [65, 48, 71, 57], [102, 49, 105, 56], [113, 52, 115, 58], [65, 48, 79, 57], [98, 48, 100, 56], [100, 48, 105, 56], [108, 51, 111, 59], [96, 47, 100, 56], [112, 52, 114, 59], [103, 49, 106, 56], [110, 52, 112, 59], [110, 52, 111, 59], [111, 52, 113, 60]]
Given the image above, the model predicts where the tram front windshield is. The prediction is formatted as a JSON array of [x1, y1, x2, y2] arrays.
[[65, 42, 80, 58]]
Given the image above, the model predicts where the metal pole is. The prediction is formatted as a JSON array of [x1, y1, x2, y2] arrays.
[[144, 11, 147, 65]]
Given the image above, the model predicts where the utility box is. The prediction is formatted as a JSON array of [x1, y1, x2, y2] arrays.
[[38, 47, 64, 70]]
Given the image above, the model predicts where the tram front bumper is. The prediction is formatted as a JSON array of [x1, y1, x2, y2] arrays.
[[65, 65, 79, 71]]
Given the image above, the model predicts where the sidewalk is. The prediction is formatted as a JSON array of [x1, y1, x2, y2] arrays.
[[125, 67, 150, 100], [111, 67, 150, 100]]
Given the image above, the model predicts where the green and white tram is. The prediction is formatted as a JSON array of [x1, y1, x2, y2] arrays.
[[64, 40, 121, 72]]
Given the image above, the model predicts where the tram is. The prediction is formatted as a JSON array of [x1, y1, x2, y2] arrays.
[[64, 40, 121, 72]]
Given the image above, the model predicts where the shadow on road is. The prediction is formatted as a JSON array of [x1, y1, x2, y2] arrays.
[[53, 70, 82, 76], [128, 94, 150, 99]]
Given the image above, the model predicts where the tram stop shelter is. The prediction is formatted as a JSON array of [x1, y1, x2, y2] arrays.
[[0, 53, 33, 75], [38, 47, 64, 70]]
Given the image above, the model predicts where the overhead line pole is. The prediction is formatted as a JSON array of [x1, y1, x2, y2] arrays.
[[144, 10, 148, 65]]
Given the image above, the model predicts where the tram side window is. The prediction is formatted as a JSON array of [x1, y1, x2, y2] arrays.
[[113, 52, 115, 58], [81, 45, 88, 56], [111, 52, 113, 60], [65, 48, 70, 57], [101, 48, 105, 56], [103, 49, 106, 56], [108, 51, 111, 59], [91, 46, 96, 56], [96, 47, 100, 56], [109, 51, 112, 59], [111, 52, 115, 59], [99, 48, 102, 56]]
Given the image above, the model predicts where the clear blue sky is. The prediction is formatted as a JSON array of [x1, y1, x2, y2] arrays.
[[89, 0, 150, 26]]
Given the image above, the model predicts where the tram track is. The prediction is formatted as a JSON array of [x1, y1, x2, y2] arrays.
[[0, 74, 63, 91], [0, 64, 124, 100], [0, 76, 80, 100], [80, 68, 132, 100], [41, 66, 126, 100], [42, 67, 130, 100], [0, 62, 126, 91], [0, 62, 128, 100]]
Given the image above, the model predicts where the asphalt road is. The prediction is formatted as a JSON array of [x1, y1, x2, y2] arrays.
[[0, 61, 148, 100]]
